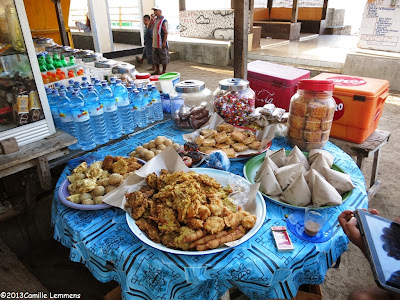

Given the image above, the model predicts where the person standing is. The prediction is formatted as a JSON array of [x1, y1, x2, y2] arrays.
[[135, 15, 155, 72], [151, 6, 169, 75]]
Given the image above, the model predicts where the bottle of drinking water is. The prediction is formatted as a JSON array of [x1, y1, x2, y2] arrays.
[[70, 91, 96, 151], [85, 86, 109, 145], [68, 79, 74, 87], [142, 87, 154, 124], [81, 76, 88, 85], [73, 81, 81, 90], [100, 81, 122, 140], [132, 89, 147, 128], [80, 81, 89, 97], [114, 79, 135, 134], [66, 86, 74, 99], [54, 82, 61, 90], [109, 77, 117, 92], [47, 89, 62, 129], [149, 85, 163, 121], [57, 91, 80, 150], [94, 79, 102, 94], [73, 87, 84, 99]]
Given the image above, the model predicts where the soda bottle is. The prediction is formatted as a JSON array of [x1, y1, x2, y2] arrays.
[[132, 89, 147, 128], [60, 55, 68, 67], [85, 86, 109, 145], [100, 81, 122, 140], [114, 79, 135, 134], [149, 85, 163, 121], [57, 91, 80, 150], [70, 91, 96, 151], [69, 56, 76, 66]]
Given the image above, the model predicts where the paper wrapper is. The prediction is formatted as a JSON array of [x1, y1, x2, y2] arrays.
[[183, 113, 276, 157], [102, 146, 261, 248]]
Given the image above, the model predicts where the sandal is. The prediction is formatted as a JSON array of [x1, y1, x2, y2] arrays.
[[135, 56, 143, 64]]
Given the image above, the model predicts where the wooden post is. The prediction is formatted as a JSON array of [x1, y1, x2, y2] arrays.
[[51, 0, 69, 46], [249, 0, 254, 30], [234, 0, 249, 79], [321, 0, 329, 20], [267, 0, 273, 19], [179, 0, 186, 11], [291, 0, 299, 23]]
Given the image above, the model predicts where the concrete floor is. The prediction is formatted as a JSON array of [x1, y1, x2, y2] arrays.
[[249, 34, 359, 70]]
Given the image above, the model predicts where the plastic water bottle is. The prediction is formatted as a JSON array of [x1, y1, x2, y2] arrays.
[[100, 81, 122, 140], [82, 76, 88, 85], [57, 91, 80, 150], [109, 77, 117, 92], [54, 82, 60, 90], [94, 79, 102, 94], [73, 81, 81, 89], [114, 79, 136, 134], [47, 89, 62, 129], [132, 89, 147, 128], [149, 85, 163, 121], [70, 91, 96, 151], [85, 86, 109, 145], [66, 86, 74, 99], [143, 87, 154, 124], [81, 81, 89, 97], [68, 79, 74, 87], [73, 88, 84, 99]]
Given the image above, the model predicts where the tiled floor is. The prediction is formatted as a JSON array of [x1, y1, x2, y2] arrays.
[[249, 34, 359, 70]]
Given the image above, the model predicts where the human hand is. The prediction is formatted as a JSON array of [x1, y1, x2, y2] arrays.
[[338, 209, 380, 256]]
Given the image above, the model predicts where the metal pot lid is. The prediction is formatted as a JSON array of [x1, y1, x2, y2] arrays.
[[82, 53, 102, 62], [175, 80, 205, 93], [75, 50, 94, 58], [94, 59, 118, 68], [36, 38, 54, 45], [219, 78, 249, 91], [112, 63, 135, 74]]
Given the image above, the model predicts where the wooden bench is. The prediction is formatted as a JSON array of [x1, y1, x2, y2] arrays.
[[330, 129, 391, 200]]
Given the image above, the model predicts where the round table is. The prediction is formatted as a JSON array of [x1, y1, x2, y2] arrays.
[[52, 121, 368, 300]]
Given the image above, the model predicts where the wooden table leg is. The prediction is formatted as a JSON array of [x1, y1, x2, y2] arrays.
[[370, 149, 381, 188], [36, 156, 52, 190], [356, 156, 365, 172]]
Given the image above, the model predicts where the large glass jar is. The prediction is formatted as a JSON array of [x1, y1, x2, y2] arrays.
[[171, 80, 213, 131], [213, 78, 255, 126], [287, 79, 335, 151], [111, 63, 136, 85], [34, 38, 54, 52]]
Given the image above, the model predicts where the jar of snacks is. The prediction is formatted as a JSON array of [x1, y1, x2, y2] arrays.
[[213, 78, 255, 126], [135, 73, 151, 87], [111, 63, 136, 84], [170, 80, 213, 131], [288, 79, 335, 151]]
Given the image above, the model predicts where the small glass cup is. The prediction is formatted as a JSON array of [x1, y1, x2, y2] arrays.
[[304, 207, 327, 236]]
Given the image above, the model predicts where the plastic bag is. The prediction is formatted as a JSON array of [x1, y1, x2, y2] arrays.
[[205, 150, 230, 171]]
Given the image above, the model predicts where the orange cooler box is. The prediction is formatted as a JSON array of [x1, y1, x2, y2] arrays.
[[311, 73, 389, 144]]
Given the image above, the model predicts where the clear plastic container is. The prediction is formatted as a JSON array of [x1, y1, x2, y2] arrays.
[[82, 53, 103, 67], [170, 80, 213, 131], [213, 78, 255, 126], [34, 38, 54, 52], [74, 50, 94, 64], [94, 59, 118, 81], [287, 79, 335, 151], [150, 75, 161, 91], [135, 73, 151, 88], [111, 63, 136, 85]]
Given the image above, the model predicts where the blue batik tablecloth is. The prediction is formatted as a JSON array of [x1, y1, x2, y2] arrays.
[[51, 120, 368, 300]]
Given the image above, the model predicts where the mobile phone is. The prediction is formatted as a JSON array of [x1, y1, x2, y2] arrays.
[[354, 209, 400, 294]]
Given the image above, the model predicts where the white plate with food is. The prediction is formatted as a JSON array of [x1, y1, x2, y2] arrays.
[[125, 168, 266, 255]]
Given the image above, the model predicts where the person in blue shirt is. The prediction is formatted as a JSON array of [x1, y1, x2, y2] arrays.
[[136, 15, 155, 72]]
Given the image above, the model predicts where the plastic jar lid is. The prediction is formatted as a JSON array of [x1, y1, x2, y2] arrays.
[[175, 80, 205, 93], [298, 79, 334, 92], [36, 38, 54, 45], [82, 53, 102, 62], [75, 50, 94, 58], [219, 78, 249, 91], [94, 59, 118, 68], [112, 63, 136, 74], [136, 73, 151, 79], [150, 75, 160, 81]]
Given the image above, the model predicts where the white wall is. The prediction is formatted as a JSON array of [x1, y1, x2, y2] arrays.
[[328, 0, 365, 34]]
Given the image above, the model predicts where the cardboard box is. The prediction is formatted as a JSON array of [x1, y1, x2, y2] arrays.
[[247, 61, 310, 110]]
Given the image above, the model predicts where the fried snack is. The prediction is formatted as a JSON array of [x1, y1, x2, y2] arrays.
[[131, 171, 256, 251], [73, 162, 87, 174], [307, 102, 328, 119], [288, 127, 303, 140], [242, 215, 257, 230], [230, 131, 246, 142], [196, 226, 246, 251], [232, 143, 249, 152], [102, 156, 114, 171], [109, 173, 124, 186], [195, 135, 205, 146], [112, 159, 129, 175], [320, 120, 332, 131], [243, 135, 256, 145], [214, 131, 229, 144], [202, 138, 216, 147], [67, 194, 81, 204], [304, 117, 321, 131], [289, 115, 305, 129], [201, 129, 217, 138], [248, 140, 261, 150], [215, 143, 230, 150], [304, 130, 322, 142], [221, 148, 236, 158], [77, 178, 97, 193], [291, 101, 307, 117], [217, 124, 234, 133], [68, 172, 85, 183]]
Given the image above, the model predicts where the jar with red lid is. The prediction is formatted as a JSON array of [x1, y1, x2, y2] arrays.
[[287, 79, 335, 151], [135, 72, 151, 88]]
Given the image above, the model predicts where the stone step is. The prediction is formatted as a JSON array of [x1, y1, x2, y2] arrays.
[[325, 25, 352, 35]]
